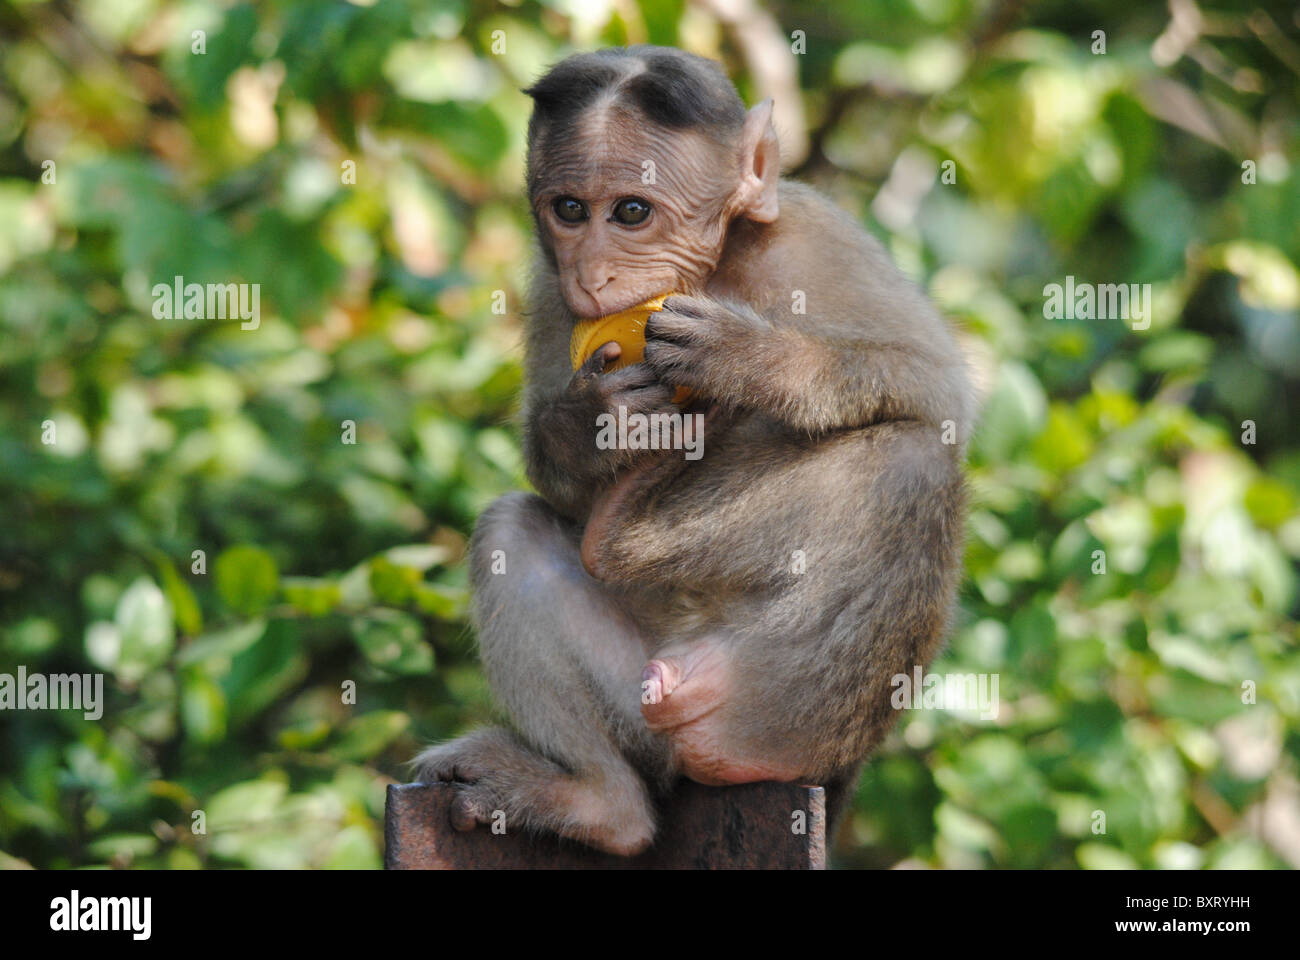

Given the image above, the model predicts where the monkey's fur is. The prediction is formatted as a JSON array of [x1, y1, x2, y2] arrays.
[[414, 46, 975, 856]]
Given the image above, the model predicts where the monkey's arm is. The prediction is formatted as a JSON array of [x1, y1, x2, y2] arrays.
[[523, 348, 681, 522], [644, 293, 971, 439], [582, 420, 961, 589], [522, 393, 597, 522]]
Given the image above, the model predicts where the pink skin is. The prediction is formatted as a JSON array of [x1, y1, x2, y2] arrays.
[[533, 101, 778, 320], [639, 643, 803, 786]]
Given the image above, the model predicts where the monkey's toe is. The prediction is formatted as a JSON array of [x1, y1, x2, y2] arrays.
[[412, 747, 474, 783], [449, 784, 498, 832], [412, 729, 516, 784]]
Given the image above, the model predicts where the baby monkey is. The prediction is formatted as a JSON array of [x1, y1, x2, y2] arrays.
[[414, 46, 974, 855]]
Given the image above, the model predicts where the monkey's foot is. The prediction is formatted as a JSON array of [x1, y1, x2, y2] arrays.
[[411, 728, 656, 855], [447, 782, 502, 832], [410, 733, 512, 833], [410, 727, 510, 784], [414, 731, 558, 839]]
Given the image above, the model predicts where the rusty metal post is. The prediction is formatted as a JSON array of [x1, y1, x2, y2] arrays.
[[385, 780, 825, 869]]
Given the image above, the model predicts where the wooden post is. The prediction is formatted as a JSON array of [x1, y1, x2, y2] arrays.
[[385, 780, 825, 869]]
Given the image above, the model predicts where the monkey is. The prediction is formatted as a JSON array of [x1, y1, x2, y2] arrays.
[[413, 45, 975, 857]]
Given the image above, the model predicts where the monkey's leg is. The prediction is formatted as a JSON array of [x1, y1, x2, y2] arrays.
[[413, 492, 671, 856], [637, 422, 965, 793]]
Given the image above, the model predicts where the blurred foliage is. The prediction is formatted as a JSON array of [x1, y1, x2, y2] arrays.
[[1, 0, 1298, 870]]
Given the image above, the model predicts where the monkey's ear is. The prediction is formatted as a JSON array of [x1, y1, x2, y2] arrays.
[[736, 99, 780, 223]]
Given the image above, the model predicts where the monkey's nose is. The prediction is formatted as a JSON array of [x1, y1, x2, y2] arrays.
[[578, 272, 615, 295]]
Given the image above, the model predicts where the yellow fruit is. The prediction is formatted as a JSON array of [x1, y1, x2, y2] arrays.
[[569, 294, 692, 404]]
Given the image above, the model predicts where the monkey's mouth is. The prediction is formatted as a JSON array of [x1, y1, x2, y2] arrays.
[[571, 299, 642, 320], [591, 293, 676, 321], [569, 293, 677, 374], [569, 284, 678, 320]]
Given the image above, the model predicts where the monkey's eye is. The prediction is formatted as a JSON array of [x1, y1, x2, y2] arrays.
[[611, 197, 652, 226], [552, 197, 588, 224]]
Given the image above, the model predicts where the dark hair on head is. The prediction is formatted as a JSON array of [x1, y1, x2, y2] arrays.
[[523, 46, 746, 153]]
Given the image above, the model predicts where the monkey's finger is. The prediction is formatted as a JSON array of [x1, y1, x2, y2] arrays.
[[660, 295, 709, 318], [600, 363, 659, 390], [450, 788, 490, 832], [577, 340, 622, 380], [642, 339, 693, 382], [410, 745, 459, 783], [644, 308, 697, 345], [610, 387, 678, 418], [600, 367, 677, 412]]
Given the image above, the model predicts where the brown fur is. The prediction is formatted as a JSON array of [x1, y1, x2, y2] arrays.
[[414, 47, 974, 856]]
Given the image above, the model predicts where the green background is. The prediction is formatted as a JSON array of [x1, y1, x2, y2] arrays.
[[1, 0, 1298, 869]]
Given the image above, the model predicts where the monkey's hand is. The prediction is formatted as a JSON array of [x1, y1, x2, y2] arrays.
[[645, 293, 970, 436], [536, 340, 681, 481], [643, 295, 769, 406]]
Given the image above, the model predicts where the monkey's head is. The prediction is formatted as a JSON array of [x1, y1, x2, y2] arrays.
[[524, 46, 780, 319]]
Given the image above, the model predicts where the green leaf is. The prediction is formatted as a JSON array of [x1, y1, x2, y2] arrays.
[[179, 4, 260, 108], [324, 824, 381, 869], [3, 617, 59, 658], [86, 833, 159, 863], [1031, 404, 1093, 474], [277, 719, 332, 751], [1244, 477, 1297, 530], [181, 672, 227, 744], [207, 778, 288, 831], [970, 362, 1047, 462], [1076, 843, 1139, 870], [282, 578, 343, 617], [379, 101, 509, 168], [330, 711, 410, 761], [1138, 332, 1213, 374], [178, 620, 268, 667], [113, 577, 175, 682], [351, 611, 434, 675], [221, 621, 309, 725], [215, 546, 280, 616], [412, 582, 468, 620], [368, 557, 421, 605], [155, 556, 203, 636]]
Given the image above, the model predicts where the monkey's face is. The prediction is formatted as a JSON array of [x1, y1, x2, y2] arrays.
[[530, 114, 739, 319]]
